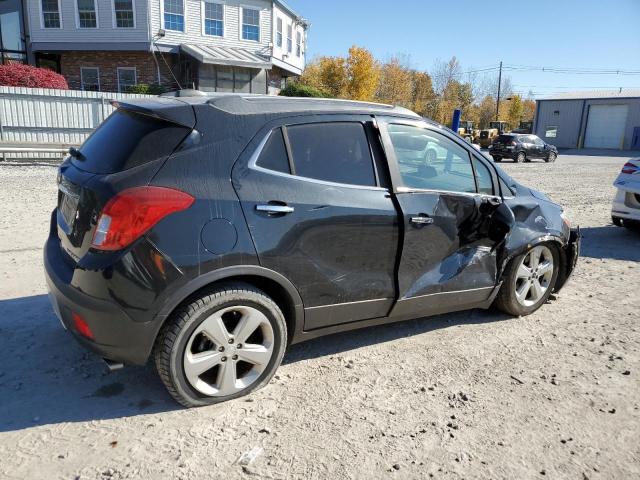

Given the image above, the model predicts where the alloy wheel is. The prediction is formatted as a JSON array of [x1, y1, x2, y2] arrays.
[[183, 305, 274, 396], [514, 245, 555, 307]]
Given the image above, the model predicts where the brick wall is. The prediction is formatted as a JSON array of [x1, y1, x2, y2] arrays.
[[60, 51, 179, 93]]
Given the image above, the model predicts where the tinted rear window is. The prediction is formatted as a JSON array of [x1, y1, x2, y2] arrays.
[[73, 110, 191, 174], [495, 135, 516, 143], [287, 122, 376, 187]]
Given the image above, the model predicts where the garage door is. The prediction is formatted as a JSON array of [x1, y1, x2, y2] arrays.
[[584, 104, 628, 149]]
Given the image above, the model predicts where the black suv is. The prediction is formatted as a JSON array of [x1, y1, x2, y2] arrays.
[[489, 134, 558, 163], [45, 95, 580, 407]]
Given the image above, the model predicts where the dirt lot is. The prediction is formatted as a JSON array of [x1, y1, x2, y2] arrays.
[[0, 153, 638, 480]]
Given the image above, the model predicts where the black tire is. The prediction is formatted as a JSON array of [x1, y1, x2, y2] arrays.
[[493, 243, 560, 317], [545, 152, 557, 163], [154, 283, 287, 407], [492, 156, 502, 162], [612, 216, 623, 227], [516, 152, 526, 163]]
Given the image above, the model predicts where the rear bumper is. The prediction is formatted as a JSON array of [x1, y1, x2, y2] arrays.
[[554, 226, 581, 293], [44, 211, 175, 365], [489, 148, 517, 159]]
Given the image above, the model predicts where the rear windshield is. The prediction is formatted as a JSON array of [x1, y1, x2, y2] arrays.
[[73, 110, 191, 174], [495, 135, 516, 143]]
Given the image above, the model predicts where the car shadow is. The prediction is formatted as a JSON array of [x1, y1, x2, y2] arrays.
[[0, 295, 179, 433], [579, 225, 640, 261], [284, 308, 513, 365], [0, 294, 514, 432]]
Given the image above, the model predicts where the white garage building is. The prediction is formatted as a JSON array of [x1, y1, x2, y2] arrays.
[[533, 90, 640, 150]]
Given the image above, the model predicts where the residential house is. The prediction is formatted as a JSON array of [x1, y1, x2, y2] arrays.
[[21, 0, 308, 93]]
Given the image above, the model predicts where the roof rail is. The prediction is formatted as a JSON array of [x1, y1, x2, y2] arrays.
[[160, 89, 209, 98]]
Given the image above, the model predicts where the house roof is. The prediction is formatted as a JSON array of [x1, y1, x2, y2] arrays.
[[274, 0, 308, 26], [537, 89, 640, 101], [180, 44, 271, 69]]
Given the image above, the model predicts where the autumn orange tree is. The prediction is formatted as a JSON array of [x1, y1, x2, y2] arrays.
[[294, 49, 524, 129], [345, 46, 379, 101]]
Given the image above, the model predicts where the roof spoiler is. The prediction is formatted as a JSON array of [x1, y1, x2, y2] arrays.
[[110, 99, 196, 129]]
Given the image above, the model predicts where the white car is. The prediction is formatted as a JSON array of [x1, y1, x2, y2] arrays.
[[612, 158, 640, 228]]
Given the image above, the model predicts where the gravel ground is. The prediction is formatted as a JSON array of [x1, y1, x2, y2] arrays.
[[0, 154, 638, 480]]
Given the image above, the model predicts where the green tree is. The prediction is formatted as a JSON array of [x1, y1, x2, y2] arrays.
[[506, 94, 524, 128]]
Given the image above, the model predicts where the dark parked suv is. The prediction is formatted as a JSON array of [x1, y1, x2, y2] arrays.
[[45, 94, 580, 407], [489, 134, 558, 163]]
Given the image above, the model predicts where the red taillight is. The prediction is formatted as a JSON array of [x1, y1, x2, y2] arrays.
[[72, 312, 94, 339], [91, 186, 194, 251], [621, 162, 639, 174]]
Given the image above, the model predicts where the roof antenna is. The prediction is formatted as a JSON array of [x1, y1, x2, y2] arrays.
[[151, 31, 183, 90]]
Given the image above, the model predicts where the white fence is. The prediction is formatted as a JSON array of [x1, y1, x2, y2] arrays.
[[0, 86, 153, 160]]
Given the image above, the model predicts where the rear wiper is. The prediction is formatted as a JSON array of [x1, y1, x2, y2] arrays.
[[69, 147, 85, 161]]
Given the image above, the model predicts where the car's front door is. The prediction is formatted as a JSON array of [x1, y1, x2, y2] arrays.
[[379, 119, 508, 318], [233, 116, 399, 330]]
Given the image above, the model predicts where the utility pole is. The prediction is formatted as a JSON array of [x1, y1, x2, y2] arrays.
[[496, 61, 502, 121]]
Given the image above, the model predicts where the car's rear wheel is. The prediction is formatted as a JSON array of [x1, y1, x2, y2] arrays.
[[494, 244, 560, 316], [612, 216, 623, 227], [155, 283, 287, 407], [546, 152, 557, 163], [516, 152, 526, 163], [492, 155, 502, 162]]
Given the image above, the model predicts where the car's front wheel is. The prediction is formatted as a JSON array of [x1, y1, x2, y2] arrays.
[[546, 152, 557, 163], [492, 155, 502, 162], [155, 283, 287, 407], [494, 244, 560, 316]]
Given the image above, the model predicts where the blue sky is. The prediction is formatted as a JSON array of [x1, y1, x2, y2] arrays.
[[286, 0, 640, 98]]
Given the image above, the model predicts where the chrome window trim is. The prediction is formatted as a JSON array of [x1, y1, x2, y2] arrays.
[[248, 129, 389, 192], [396, 185, 501, 202]]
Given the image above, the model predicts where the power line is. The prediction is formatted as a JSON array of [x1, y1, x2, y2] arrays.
[[503, 64, 640, 75]]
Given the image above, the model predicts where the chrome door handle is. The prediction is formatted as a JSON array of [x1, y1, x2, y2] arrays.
[[256, 204, 294, 214], [410, 216, 433, 225]]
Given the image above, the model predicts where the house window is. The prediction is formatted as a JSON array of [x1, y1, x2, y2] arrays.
[[216, 66, 233, 91], [203, 1, 223, 36], [545, 126, 558, 138], [241, 7, 259, 41], [276, 17, 282, 48], [117, 67, 136, 92], [164, 0, 184, 32], [296, 31, 301, 57], [41, 0, 61, 28], [234, 68, 251, 93], [80, 67, 100, 91], [286, 23, 292, 53], [113, 0, 135, 28], [76, 0, 97, 28]]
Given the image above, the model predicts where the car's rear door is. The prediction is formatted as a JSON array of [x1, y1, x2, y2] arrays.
[[233, 115, 399, 330], [378, 119, 507, 318]]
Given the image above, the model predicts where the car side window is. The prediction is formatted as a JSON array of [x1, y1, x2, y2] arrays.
[[256, 128, 290, 174], [388, 124, 476, 194], [286, 122, 376, 187], [473, 157, 494, 195], [533, 136, 545, 146]]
